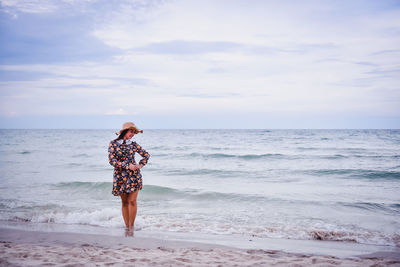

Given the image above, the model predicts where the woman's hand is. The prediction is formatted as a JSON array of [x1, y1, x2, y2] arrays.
[[128, 163, 143, 171]]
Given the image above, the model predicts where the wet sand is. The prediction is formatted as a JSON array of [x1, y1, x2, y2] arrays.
[[1, 228, 399, 266]]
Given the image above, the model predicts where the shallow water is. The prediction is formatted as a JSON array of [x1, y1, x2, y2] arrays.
[[0, 129, 399, 247]]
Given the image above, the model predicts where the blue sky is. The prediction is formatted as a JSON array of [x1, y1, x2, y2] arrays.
[[0, 0, 399, 129]]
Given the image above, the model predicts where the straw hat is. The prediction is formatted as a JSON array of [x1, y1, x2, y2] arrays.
[[116, 122, 143, 135]]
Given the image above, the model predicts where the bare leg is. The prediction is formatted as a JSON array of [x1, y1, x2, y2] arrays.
[[127, 190, 139, 232], [120, 194, 129, 229]]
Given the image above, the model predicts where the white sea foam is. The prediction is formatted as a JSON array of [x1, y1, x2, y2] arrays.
[[2, 204, 397, 247]]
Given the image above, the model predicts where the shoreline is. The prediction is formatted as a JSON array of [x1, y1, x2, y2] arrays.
[[1, 221, 399, 258], [1, 227, 399, 266]]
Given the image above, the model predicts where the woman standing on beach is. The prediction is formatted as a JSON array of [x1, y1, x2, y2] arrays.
[[108, 122, 150, 236]]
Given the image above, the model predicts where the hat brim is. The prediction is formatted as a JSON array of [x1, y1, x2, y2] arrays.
[[116, 127, 143, 135]]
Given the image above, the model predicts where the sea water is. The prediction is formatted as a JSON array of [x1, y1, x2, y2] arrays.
[[0, 129, 399, 248]]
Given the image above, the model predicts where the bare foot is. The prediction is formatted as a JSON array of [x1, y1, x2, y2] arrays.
[[124, 227, 131, 237], [125, 227, 134, 237]]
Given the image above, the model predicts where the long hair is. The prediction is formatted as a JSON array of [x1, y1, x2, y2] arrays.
[[115, 129, 129, 141]]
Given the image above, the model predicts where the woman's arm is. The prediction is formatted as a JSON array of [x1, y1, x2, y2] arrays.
[[132, 142, 150, 167], [108, 142, 129, 169]]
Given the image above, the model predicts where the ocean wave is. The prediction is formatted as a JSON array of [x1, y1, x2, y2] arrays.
[[137, 216, 399, 247], [153, 153, 172, 157], [0, 200, 61, 210], [1, 207, 123, 228], [189, 152, 235, 158], [148, 146, 164, 150], [187, 152, 285, 160], [66, 163, 83, 167], [296, 147, 318, 151], [72, 153, 91, 158], [48, 182, 275, 204], [215, 152, 396, 160], [352, 154, 400, 159], [307, 169, 400, 180], [239, 154, 284, 160], [162, 168, 245, 177], [51, 181, 112, 193], [154, 152, 399, 161], [18, 151, 31, 155], [321, 154, 348, 159], [50, 182, 250, 202], [154, 152, 287, 160], [141, 185, 250, 202], [340, 202, 400, 215]]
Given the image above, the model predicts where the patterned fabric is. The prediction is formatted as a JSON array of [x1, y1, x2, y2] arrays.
[[108, 140, 150, 196]]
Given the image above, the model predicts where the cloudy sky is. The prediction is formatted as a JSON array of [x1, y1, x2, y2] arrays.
[[0, 0, 399, 129]]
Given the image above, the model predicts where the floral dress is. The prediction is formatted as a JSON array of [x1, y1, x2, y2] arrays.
[[108, 139, 150, 196]]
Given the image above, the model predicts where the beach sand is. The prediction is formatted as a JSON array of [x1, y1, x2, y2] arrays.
[[1, 228, 399, 266]]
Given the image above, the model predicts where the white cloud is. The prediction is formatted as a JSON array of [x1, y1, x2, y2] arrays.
[[0, 0, 99, 14], [0, 0, 59, 13]]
